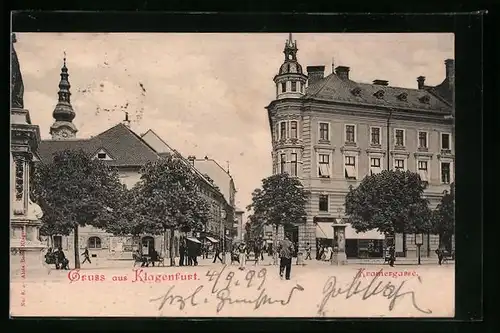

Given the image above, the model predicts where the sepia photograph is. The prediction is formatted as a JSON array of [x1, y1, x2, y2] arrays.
[[10, 31, 455, 317]]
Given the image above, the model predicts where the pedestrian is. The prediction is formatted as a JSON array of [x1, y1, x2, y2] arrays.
[[57, 247, 70, 270], [317, 245, 325, 261], [213, 242, 223, 264], [254, 242, 261, 266], [435, 247, 445, 265], [305, 242, 312, 260], [389, 245, 396, 267], [277, 234, 294, 280], [81, 247, 92, 264], [179, 237, 186, 266], [238, 242, 247, 270]]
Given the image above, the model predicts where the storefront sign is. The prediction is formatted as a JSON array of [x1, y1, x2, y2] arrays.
[[313, 216, 335, 223], [415, 233, 423, 245]]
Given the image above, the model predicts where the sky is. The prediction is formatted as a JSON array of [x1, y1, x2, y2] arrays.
[[15, 33, 454, 216]]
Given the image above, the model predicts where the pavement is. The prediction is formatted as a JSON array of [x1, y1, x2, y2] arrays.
[[10, 258, 455, 318]]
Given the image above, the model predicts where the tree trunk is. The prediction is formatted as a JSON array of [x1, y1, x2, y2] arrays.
[[169, 228, 176, 266], [74, 225, 81, 269], [273, 224, 279, 266]]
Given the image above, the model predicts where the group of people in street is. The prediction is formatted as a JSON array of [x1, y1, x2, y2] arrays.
[[178, 236, 200, 266], [44, 247, 70, 270]]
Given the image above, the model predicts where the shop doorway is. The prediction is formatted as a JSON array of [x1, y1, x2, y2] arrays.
[[141, 236, 155, 256]]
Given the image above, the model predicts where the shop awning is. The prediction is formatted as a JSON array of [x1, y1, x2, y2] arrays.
[[186, 237, 202, 244], [345, 225, 385, 240], [316, 222, 334, 239], [315, 222, 385, 240], [206, 236, 219, 243]]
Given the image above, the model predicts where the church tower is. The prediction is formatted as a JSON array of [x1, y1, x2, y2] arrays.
[[50, 55, 78, 140], [273, 33, 308, 99]]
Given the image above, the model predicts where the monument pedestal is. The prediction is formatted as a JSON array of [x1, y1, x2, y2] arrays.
[[11, 106, 46, 279]]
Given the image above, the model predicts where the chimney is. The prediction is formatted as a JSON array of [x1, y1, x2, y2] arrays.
[[187, 155, 196, 165], [445, 59, 454, 87], [335, 66, 350, 80], [122, 111, 131, 128], [417, 76, 426, 90], [373, 80, 389, 86], [306, 66, 325, 86]]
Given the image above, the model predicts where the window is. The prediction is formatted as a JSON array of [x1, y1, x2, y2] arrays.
[[345, 125, 356, 143], [441, 133, 451, 150], [280, 122, 287, 140], [370, 127, 381, 145], [394, 159, 405, 171], [441, 162, 451, 184], [280, 154, 287, 174], [97, 153, 106, 159], [370, 157, 382, 175], [395, 129, 405, 147], [290, 121, 298, 139], [281, 82, 286, 93], [290, 153, 298, 177], [345, 156, 356, 180], [318, 154, 330, 178], [418, 131, 428, 149], [291, 81, 297, 92], [88, 236, 102, 249], [319, 123, 329, 141], [418, 160, 429, 182], [319, 194, 329, 212], [53, 235, 62, 249]]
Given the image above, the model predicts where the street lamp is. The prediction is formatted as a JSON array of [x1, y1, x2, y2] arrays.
[[415, 233, 423, 265]]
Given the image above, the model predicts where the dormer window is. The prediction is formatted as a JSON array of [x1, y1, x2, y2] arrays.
[[419, 95, 430, 104], [397, 92, 408, 101], [93, 149, 113, 161], [351, 87, 361, 96], [374, 90, 384, 99]]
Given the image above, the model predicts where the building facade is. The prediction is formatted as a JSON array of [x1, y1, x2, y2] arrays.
[[266, 34, 455, 259], [37, 58, 232, 261], [234, 209, 244, 241]]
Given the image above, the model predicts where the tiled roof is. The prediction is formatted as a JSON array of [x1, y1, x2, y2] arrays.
[[425, 79, 453, 106], [38, 123, 160, 166], [304, 73, 451, 113]]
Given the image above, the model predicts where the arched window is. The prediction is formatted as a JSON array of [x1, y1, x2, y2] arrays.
[[88, 236, 102, 249]]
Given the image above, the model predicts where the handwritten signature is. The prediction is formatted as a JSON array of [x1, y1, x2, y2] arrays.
[[150, 265, 304, 313], [318, 268, 431, 316]]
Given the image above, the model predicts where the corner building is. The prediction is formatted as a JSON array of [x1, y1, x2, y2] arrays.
[[266, 34, 454, 259]]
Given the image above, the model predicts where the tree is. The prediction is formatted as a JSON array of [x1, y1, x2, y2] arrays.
[[133, 153, 210, 266], [430, 182, 455, 251], [244, 215, 265, 245], [32, 149, 124, 269], [345, 170, 433, 240], [246, 173, 308, 264], [104, 185, 156, 237]]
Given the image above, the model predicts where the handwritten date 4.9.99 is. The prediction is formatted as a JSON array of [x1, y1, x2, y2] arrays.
[[150, 265, 305, 314]]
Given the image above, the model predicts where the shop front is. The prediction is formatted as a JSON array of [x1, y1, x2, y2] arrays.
[[315, 218, 385, 259]]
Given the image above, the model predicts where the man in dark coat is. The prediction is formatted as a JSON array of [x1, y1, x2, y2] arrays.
[[179, 237, 186, 266]]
